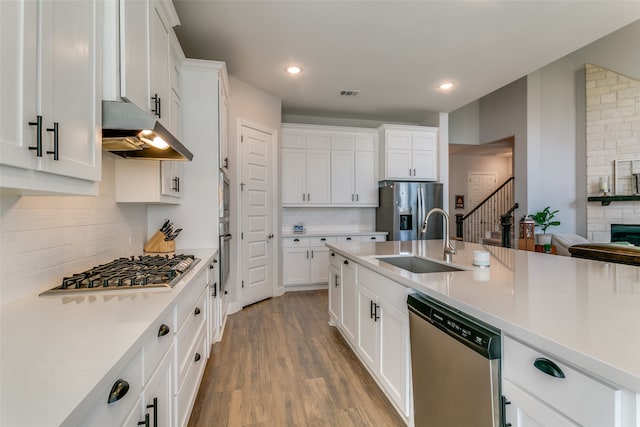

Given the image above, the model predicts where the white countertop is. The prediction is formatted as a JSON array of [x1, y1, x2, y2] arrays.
[[327, 240, 640, 393], [0, 248, 217, 427]]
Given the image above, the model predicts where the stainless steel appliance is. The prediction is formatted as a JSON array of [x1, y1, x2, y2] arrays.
[[408, 292, 501, 427], [219, 171, 231, 291], [101, 101, 193, 161], [376, 181, 443, 241], [40, 254, 199, 295]]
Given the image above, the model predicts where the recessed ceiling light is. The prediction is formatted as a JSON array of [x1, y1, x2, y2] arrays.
[[439, 82, 454, 90], [286, 66, 302, 74]]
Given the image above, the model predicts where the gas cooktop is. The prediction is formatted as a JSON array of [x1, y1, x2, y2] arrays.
[[40, 254, 199, 296]]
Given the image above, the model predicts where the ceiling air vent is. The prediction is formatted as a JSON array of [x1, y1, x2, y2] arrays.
[[339, 90, 360, 96]]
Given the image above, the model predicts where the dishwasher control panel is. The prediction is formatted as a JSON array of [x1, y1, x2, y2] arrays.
[[407, 292, 500, 359]]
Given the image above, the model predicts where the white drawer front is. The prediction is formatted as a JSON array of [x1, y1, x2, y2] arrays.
[[329, 252, 345, 269], [503, 336, 621, 427], [142, 306, 175, 385], [176, 324, 207, 427], [177, 270, 207, 331], [310, 236, 336, 247], [176, 288, 207, 380], [87, 348, 143, 427], [337, 236, 358, 243], [360, 234, 386, 242], [282, 237, 309, 248]]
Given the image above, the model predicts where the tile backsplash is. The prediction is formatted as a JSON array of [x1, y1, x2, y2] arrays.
[[0, 155, 147, 304], [282, 207, 375, 233]]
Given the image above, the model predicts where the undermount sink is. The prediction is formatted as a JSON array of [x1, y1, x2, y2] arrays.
[[376, 256, 464, 273]]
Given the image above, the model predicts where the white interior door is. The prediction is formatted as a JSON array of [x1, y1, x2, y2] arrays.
[[241, 124, 274, 306], [468, 172, 497, 209]]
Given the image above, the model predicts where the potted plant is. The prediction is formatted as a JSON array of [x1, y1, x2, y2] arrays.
[[529, 207, 560, 249]]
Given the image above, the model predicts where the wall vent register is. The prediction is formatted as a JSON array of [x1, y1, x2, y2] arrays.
[[40, 254, 199, 296]]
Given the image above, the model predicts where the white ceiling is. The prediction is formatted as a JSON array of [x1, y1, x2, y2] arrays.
[[172, 1, 640, 124]]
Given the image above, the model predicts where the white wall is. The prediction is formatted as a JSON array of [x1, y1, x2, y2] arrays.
[[448, 152, 513, 230], [526, 58, 578, 234], [449, 100, 480, 145], [228, 76, 281, 309], [479, 77, 529, 219], [0, 155, 147, 304]]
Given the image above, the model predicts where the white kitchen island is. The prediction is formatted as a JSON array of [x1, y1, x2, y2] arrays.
[[327, 239, 640, 426]]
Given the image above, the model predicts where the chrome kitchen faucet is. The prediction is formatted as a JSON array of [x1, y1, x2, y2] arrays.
[[422, 208, 457, 262]]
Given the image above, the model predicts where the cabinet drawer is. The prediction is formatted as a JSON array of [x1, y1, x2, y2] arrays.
[[329, 252, 345, 269], [142, 306, 175, 385], [360, 234, 386, 242], [176, 288, 207, 380], [176, 323, 207, 427], [283, 237, 309, 247], [87, 349, 143, 427], [310, 236, 336, 247], [176, 270, 207, 331], [503, 336, 621, 427], [337, 236, 358, 243]]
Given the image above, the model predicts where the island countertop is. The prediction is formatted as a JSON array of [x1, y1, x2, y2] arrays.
[[326, 239, 640, 394]]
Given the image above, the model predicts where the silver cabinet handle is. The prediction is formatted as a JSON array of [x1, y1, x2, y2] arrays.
[[306, 250, 309, 259], [413, 168, 416, 176], [409, 168, 412, 176], [302, 193, 305, 201], [307, 193, 310, 201], [356, 194, 359, 202]]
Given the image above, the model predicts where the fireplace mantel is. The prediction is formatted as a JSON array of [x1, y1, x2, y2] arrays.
[[587, 194, 640, 206]]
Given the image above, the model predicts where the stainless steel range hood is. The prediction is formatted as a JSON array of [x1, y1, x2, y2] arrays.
[[102, 101, 193, 161]]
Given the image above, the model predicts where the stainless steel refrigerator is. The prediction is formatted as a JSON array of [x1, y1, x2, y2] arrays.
[[376, 181, 443, 241]]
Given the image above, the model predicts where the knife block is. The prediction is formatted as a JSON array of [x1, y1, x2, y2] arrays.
[[144, 231, 175, 254]]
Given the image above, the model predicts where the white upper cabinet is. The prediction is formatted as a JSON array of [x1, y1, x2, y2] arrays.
[[0, 0, 101, 195], [148, 1, 171, 127], [119, 0, 149, 112], [281, 128, 331, 206], [281, 124, 378, 207], [116, 0, 180, 134], [379, 124, 438, 181]]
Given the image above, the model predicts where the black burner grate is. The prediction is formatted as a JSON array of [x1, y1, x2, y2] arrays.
[[40, 254, 198, 295]]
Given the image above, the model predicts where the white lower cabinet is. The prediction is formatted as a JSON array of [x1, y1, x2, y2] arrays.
[[126, 348, 174, 427], [89, 349, 144, 427], [282, 236, 335, 289], [356, 283, 378, 370], [282, 234, 386, 290], [330, 256, 413, 421], [339, 258, 358, 344], [355, 265, 410, 418], [174, 267, 208, 427], [328, 251, 343, 326], [503, 379, 578, 427], [502, 336, 624, 427]]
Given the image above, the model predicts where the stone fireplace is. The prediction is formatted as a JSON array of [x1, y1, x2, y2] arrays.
[[585, 64, 640, 242]]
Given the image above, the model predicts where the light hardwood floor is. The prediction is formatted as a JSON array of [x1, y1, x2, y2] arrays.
[[187, 290, 406, 427]]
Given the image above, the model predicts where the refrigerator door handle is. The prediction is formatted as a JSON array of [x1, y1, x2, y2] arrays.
[[417, 187, 424, 239]]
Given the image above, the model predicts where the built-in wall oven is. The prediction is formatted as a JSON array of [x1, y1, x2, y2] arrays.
[[219, 171, 231, 291]]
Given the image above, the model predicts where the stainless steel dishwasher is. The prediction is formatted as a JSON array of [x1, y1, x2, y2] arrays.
[[408, 293, 501, 427]]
